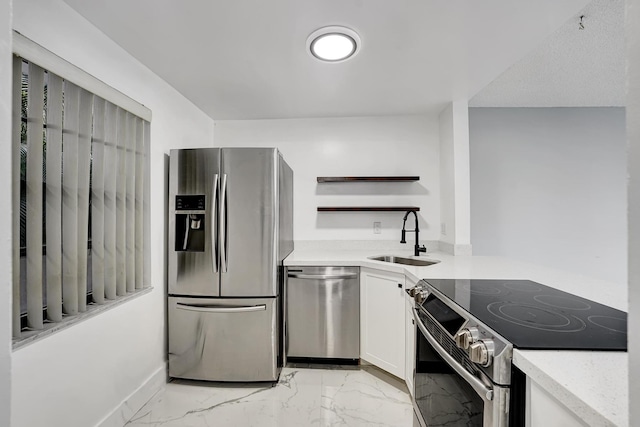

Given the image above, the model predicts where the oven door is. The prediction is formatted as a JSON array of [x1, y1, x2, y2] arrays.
[[412, 308, 508, 427]]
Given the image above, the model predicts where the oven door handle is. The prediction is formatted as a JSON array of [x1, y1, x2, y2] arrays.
[[413, 308, 494, 402]]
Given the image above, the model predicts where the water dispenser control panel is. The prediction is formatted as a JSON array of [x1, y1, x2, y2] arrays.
[[175, 195, 206, 252], [176, 195, 205, 211]]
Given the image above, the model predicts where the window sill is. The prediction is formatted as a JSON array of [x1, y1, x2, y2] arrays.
[[12, 287, 153, 351]]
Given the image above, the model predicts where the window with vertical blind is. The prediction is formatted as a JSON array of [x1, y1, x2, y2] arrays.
[[12, 35, 152, 344]]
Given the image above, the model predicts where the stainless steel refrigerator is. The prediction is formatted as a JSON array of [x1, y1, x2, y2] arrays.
[[168, 147, 293, 382]]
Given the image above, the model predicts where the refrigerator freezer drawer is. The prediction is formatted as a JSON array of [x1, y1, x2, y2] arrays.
[[168, 296, 279, 382]]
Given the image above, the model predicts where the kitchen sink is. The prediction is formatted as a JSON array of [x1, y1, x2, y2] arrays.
[[367, 255, 440, 267]]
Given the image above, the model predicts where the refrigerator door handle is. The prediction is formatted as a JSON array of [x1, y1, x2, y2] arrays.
[[176, 302, 266, 313], [220, 173, 229, 273], [212, 173, 219, 273]]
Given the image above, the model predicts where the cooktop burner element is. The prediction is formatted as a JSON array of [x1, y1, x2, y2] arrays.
[[588, 315, 627, 334], [533, 294, 592, 310], [422, 279, 627, 351], [503, 281, 543, 292], [487, 301, 587, 332], [463, 282, 503, 295]]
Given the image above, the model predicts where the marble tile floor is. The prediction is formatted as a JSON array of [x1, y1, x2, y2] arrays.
[[126, 364, 414, 427]]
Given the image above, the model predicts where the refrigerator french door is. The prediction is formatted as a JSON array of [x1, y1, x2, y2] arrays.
[[168, 147, 293, 382]]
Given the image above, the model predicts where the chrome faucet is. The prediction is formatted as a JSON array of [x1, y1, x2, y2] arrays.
[[400, 210, 427, 256]]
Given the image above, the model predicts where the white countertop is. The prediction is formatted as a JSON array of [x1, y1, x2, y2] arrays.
[[513, 350, 627, 427], [285, 247, 628, 427]]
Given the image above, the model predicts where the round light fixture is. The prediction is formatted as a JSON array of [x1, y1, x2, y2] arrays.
[[307, 26, 361, 63]]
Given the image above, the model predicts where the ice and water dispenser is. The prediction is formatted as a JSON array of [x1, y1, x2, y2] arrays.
[[174, 195, 206, 252]]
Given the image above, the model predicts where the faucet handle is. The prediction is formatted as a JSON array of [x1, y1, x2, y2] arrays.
[[417, 245, 427, 253]]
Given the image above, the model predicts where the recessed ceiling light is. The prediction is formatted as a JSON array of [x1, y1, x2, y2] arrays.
[[307, 26, 361, 63]]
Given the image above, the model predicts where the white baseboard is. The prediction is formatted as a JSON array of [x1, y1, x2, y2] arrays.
[[96, 364, 167, 427]]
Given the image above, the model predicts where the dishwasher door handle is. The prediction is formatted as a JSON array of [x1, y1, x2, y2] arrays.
[[287, 273, 359, 280]]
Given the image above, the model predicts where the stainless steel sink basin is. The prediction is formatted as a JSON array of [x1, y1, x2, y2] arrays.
[[368, 255, 440, 267]]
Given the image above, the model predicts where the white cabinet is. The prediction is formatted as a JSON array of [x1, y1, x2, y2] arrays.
[[404, 277, 417, 396], [527, 378, 587, 427], [360, 267, 406, 379]]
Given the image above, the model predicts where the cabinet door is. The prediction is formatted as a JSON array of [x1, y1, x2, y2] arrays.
[[360, 268, 405, 378], [528, 378, 588, 427], [405, 278, 417, 396]]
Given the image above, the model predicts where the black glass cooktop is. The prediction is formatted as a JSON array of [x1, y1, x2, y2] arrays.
[[423, 279, 627, 351]]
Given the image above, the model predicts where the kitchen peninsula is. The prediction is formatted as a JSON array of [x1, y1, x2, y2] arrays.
[[285, 244, 628, 427]]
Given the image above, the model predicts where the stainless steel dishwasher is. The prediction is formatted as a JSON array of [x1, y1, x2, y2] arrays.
[[286, 266, 360, 361]]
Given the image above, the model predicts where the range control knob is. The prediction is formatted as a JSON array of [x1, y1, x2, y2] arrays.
[[407, 285, 423, 298], [415, 290, 428, 304], [469, 339, 495, 367], [454, 327, 480, 349]]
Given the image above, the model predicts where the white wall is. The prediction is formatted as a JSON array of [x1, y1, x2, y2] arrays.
[[469, 107, 627, 285], [11, 1, 215, 426], [214, 115, 440, 244], [627, 0, 640, 424], [438, 101, 472, 255], [0, 0, 13, 425]]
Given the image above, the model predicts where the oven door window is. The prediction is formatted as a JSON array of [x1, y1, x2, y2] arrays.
[[415, 328, 483, 426]]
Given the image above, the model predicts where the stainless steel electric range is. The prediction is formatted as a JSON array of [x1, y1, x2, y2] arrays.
[[409, 278, 627, 427]]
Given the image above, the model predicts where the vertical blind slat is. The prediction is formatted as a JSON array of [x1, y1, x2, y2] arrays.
[[143, 121, 151, 289], [45, 73, 64, 322], [134, 117, 144, 290], [115, 108, 127, 296], [62, 81, 80, 315], [76, 89, 94, 312], [25, 63, 45, 330], [125, 113, 135, 293], [12, 57, 23, 338], [103, 102, 118, 300], [91, 98, 106, 304]]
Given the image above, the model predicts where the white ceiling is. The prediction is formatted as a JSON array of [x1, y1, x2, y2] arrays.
[[471, 0, 625, 108], [62, 0, 592, 120]]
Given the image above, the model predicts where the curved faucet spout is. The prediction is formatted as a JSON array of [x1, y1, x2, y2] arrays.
[[402, 210, 419, 231], [400, 210, 426, 256]]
